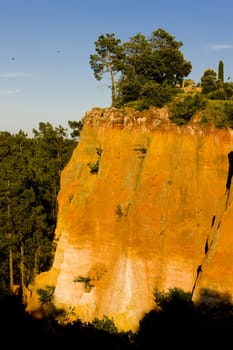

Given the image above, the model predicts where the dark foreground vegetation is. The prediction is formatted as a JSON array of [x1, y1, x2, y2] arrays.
[[1, 287, 232, 349]]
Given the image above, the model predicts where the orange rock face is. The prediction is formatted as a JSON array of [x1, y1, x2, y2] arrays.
[[27, 107, 233, 331]]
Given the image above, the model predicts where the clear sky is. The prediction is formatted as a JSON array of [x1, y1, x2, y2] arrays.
[[1, 0, 233, 135]]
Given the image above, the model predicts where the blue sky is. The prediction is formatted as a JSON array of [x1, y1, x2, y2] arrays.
[[1, 0, 233, 135]]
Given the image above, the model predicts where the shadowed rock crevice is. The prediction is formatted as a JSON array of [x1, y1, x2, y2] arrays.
[[226, 150, 233, 208], [226, 151, 233, 190], [192, 151, 233, 301], [191, 265, 202, 297]]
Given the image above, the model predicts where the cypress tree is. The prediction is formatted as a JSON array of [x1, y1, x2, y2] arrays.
[[218, 60, 224, 83]]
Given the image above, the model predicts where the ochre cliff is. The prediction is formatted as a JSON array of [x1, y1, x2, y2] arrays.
[[27, 107, 233, 331]]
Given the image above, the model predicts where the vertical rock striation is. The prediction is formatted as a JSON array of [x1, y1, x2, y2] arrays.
[[27, 107, 233, 331]]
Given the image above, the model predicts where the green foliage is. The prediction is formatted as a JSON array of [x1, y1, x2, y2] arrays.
[[218, 60, 224, 82], [201, 68, 217, 94], [153, 287, 192, 309], [139, 81, 175, 108], [87, 146, 103, 174], [115, 77, 142, 106], [115, 204, 123, 217], [92, 315, 118, 334], [224, 101, 233, 116], [90, 29, 233, 114], [37, 285, 55, 305], [68, 120, 83, 140], [90, 33, 123, 105], [96, 146, 103, 157], [122, 99, 146, 111], [0, 122, 77, 295], [208, 90, 227, 100], [87, 159, 100, 174], [223, 82, 233, 98], [200, 62, 233, 103], [90, 28, 192, 109], [222, 102, 233, 128], [169, 93, 207, 125], [205, 100, 233, 128]]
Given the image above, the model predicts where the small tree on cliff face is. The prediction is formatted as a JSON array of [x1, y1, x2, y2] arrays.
[[89, 33, 123, 106]]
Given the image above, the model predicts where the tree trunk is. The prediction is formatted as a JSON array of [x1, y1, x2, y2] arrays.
[[9, 233, 14, 292], [20, 243, 26, 303]]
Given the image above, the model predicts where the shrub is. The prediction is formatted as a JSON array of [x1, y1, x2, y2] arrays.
[[169, 93, 207, 125], [115, 204, 123, 217], [37, 285, 55, 305], [208, 90, 227, 100], [87, 159, 100, 174]]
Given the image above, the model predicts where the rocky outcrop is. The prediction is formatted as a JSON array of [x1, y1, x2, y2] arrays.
[[27, 107, 233, 331]]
